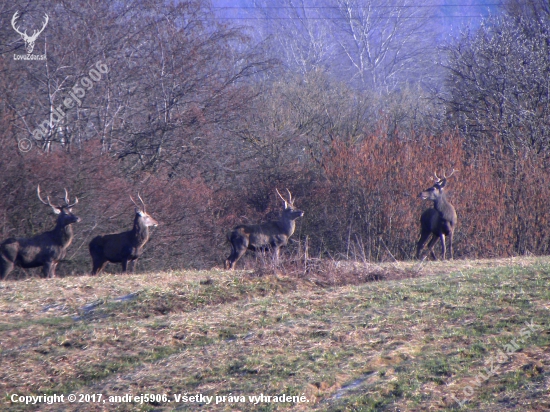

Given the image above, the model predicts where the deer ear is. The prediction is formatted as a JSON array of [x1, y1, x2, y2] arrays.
[[52, 207, 61, 215], [439, 178, 447, 188]]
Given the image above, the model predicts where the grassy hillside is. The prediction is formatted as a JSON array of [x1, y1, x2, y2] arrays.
[[1, 257, 549, 411]]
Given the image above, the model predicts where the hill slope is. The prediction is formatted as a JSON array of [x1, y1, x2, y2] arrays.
[[1, 258, 549, 411]]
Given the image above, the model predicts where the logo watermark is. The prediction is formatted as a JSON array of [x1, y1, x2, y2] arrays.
[[450, 318, 541, 407], [19, 61, 109, 153], [18, 138, 33, 153], [12, 11, 48, 60]]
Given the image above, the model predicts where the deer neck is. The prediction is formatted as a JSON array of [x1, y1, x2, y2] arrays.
[[433, 195, 449, 212], [54, 221, 74, 247], [131, 215, 150, 247], [433, 194, 456, 224], [278, 217, 296, 237]]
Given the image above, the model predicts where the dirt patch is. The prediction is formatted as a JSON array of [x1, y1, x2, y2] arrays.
[[248, 258, 427, 288]]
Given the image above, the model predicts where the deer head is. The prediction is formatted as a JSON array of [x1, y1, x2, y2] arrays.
[[130, 193, 158, 227], [419, 169, 456, 201], [276, 188, 304, 219], [37, 185, 80, 225], [12, 11, 49, 54]]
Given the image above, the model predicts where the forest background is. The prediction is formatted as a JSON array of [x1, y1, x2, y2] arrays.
[[1, 0, 549, 274]]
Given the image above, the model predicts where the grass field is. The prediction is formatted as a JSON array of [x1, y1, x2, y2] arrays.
[[1, 257, 549, 411]]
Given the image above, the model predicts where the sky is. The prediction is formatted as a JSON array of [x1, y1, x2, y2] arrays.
[[209, 0, 502, 33]]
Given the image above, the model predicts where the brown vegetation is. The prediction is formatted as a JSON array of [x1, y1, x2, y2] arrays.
[[1, 0, 549, 276], [1, 127, 550, 276]]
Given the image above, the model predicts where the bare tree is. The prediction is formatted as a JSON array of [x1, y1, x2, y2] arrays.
[[252, 0, 441, 90], [252, 0, 334, 76], [332, 0, 439, 90], [0, 186, 80, 279], [441, 6, 550, 154], [503, 0, 550, 22], [225, 189, 303, 269]]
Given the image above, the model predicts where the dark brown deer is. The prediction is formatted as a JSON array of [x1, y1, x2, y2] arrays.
[[89, 194, 158, 275], [0, 186, 80, 279], [416, 170, 457, 260], [225, 189, 304, 270]]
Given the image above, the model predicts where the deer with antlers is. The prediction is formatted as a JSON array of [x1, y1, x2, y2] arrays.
[[11, 11, 49, 54], [89, 194, 158, 275], [416, 170, 457, 260], [0, 186, 80, 279], [225, 189, 304, 270]]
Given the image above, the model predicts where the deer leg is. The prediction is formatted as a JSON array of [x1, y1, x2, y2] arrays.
[[0, 242, 17, 280], [42, 261, 56, 278], [91, 264, 105, 276], [426, 236, 439, 260], [449, 231, 454, 260], [417, 232, 431, 259], [0, 258, 14, 280], [225, 241, 236, 270], [51, 262, 58, 278], [226, 237, 248, 270], [91, 259, 107, 276], [122, 259, 129, 273], [228, 247, 246, 270], [439, 234, 446, 260], [225, 246, 235, 270], [272, 246, 281, 264]]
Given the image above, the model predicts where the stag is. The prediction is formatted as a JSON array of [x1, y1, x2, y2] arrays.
[[225, 189, 304, 270], [89, 194, 158, 275], [0, 186, 80, 279], [11, 11, 49, 54], [416, 170, 457, 260]]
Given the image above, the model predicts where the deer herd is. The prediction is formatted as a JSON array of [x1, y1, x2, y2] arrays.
[[0, 171, 457, 280]]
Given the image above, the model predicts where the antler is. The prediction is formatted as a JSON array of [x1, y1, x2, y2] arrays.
[[443, 169, 456, 179], [37, 185, 56, 208], [130, 195, 140, 210], [276, 188, 288, 204], [276, 188, 295, 206], [63, 188, 78, 208], [130, 193, 146, 212], [137, 192, 146, 213], [286, 188, 293, 205], [37, 186, 78, 210], [433, 169, 457, 183]]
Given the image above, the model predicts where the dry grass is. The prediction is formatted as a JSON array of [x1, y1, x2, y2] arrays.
[[1, 256, 549, 411]]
